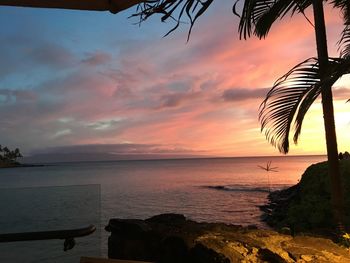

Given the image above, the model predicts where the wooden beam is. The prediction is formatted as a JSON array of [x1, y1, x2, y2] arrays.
[[0, 0, 145, 13]]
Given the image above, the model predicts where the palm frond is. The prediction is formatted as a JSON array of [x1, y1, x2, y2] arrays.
[[131, 0, 214, 40], [292, 80, 321, 143], [331, 0, 350, 10], [238, 0, 275, 39], [293, 56, 350, 141], [237, 0, 312, 39], [254, 0, 296, 38], [260, 57, 350, 153], [338, 25, 350, 58], [256, 0, 314, 38], [259, 58, 321, 153], [334, 0, 350, 58]]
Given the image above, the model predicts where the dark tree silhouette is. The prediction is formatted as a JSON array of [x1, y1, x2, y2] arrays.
[[128, 0, 350, 231], [0, 145, 23, 166], [127, 0, 350, 230], [3, 146, 10, 159], [13, 148, 23, 162], [238, 0, 350, 230]]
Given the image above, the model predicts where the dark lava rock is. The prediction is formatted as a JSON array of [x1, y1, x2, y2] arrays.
[[258, 248, 287, 263], [159, 235, 189, 263], [146, 213, 186, 224], [189, 243, 230, 263], [105, 213, 350, 263], [106, 218, 159, 261]]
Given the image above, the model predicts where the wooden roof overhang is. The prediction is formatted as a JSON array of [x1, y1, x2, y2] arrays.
[[0, 0, 145, 13]]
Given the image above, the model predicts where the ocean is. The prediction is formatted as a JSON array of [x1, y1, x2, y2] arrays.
[[0, 155, 326, 262]]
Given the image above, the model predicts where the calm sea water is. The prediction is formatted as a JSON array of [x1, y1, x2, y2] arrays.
[[0, 155, 326, 262]]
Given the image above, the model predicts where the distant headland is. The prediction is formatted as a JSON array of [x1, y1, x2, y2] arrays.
[[0, 145, 23, 168], [0, 145, 43, 168]]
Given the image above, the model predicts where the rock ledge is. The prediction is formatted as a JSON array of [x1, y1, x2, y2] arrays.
[[105, 213, 350, 262]]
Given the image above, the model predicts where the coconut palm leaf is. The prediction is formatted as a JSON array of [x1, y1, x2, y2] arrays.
[[338, 25, 350, 58], [331, 0, 350, 10], [237, 0, 274, 39], [254, 0, 313, 38], [333, 0, 350, 58], [237, 0, 312, 39], [298, 57, 350, 141], [132, 0, 214, 40], [131, 0, 316, 40], [259, 58, 321, 153], [260, 56, 350, 153]]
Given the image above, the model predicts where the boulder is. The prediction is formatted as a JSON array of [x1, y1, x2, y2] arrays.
[[105, 213, 350, 262]]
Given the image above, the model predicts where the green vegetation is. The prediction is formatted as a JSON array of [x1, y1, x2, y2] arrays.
[[0, 145, 23, 168], [267, 160, 350, 234]]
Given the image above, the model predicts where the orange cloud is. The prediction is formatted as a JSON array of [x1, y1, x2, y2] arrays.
[[1, 3, 348, 157]]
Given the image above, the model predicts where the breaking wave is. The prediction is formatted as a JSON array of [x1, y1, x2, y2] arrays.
[[203, 185, 288, 193]]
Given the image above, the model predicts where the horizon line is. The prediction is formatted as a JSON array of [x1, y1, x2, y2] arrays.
[[22, 153, 327, 165]]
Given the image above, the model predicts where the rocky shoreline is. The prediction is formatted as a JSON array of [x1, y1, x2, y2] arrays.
[[260, 160, 350, 237], [105, 213, 350, 262], [259, 184, 300, 234], [104, 161, 350, 262]]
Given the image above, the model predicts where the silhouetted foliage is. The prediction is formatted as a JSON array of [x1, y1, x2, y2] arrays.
[[235, 0, 349, 228], [131, 0, 214, 40], [0, 145, 23, 166], [259, 57, 350, 153]]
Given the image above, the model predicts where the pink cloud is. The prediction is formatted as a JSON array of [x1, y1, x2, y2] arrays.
[[2, 4, 347, 156], [82, 51, 112, 66]]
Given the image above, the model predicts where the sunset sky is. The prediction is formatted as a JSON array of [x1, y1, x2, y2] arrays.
[[0, 1, 349, 159]]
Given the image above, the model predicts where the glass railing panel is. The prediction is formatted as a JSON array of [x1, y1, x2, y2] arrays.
[[0, 184, 101, 262]]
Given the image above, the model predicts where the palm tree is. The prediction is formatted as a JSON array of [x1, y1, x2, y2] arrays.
[[13, 148, 23, 162], [122, 0, 350, 230], [0, 146, 23, 164], [238, 0, 350, 230], [2, 146, 10, 161], [0, 145, 3, 161], [129, 0, 350, 230], [239, 0, 350, 228]]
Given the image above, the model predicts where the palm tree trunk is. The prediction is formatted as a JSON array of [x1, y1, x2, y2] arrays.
[[312, 0, 345, 230]]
